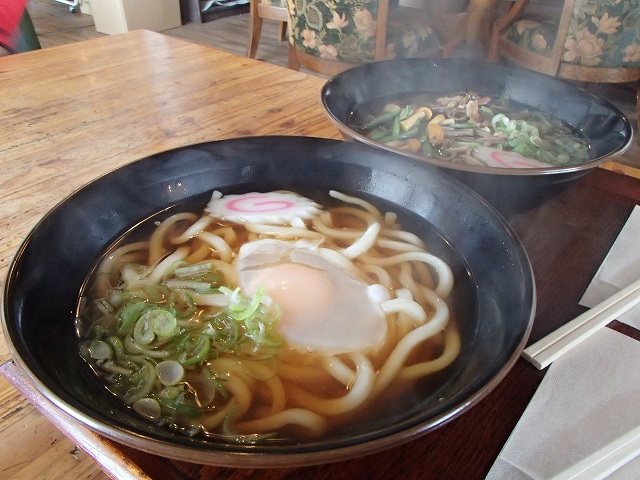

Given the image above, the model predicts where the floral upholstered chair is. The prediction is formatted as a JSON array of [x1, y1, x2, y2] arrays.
[[247, 0, 288, 59], [286, 0, 442, 74], [488, 0, 640, 126], [488, 0, 640, 82]]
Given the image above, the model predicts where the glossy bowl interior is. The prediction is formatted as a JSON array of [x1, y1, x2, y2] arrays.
[[321, 58, 633, 215], [2, 137, 535, 467]]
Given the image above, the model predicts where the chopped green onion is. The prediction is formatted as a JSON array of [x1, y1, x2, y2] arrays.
[[156, 360, 185, 386], [88, 340, 112, 360], [117, 301, 149, 335], [134, 312, 155, 345], [168, 291, 196, 319], [360, 105, 401, 130], [164, 280, 212, 291], [178, 334, 210, 366], [132, 397, 162, 420], [123, 361, 156, 404], [174, 262, 213, 277]]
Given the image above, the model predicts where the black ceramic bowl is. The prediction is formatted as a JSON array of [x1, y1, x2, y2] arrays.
[[2, 137, 535, 467], [321, 58, 633, 215]]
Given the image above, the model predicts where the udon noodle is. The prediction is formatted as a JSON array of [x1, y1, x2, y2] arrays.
[[77, 190, 460, 442]]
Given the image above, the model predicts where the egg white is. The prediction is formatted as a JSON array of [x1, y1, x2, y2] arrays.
[[236, 239, 389, 355]]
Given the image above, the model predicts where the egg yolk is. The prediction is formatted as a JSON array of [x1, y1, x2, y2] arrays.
[[246, 263, 336, 332]]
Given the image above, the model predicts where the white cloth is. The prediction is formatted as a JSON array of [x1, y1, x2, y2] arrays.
[[580, 205, 640, 329], [486, 328, 640, 479]]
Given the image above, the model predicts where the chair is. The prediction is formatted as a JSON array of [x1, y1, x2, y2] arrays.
[[13, 10, 42, 54], [488, 0, 640, 125], [431, 0, 498, 57], [247, 0, 288, 59], [286, 0, 442, 75]]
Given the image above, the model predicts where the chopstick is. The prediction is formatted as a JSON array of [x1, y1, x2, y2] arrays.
[[549, 423, 640, 480], [522, 277, 640, 370]]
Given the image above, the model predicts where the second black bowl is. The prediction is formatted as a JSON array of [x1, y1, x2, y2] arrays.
[[321, 58, 633, 216]]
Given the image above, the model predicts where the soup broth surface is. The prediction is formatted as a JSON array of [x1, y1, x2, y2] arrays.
[[348, 91, 591, 168], [76, 189, 470, 444]]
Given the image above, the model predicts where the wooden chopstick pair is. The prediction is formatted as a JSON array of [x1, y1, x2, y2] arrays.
[[522, 276, 640, 370], [550, 423, 640, 480]]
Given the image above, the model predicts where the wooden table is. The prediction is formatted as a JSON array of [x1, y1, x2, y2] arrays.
[[1, 30, 639, 480]]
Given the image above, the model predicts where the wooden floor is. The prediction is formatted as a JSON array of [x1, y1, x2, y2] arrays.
[[28, 0, 292, 70], [27, 0, 640, 168]]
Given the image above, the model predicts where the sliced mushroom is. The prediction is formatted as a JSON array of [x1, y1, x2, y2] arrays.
[[383, 103, 402, 114], [398, 138, 422, 153], [427, 123, 445, 146], [466, 100, 481, 123], [428, 114, 446, 126], [399, 107, 432, 131]]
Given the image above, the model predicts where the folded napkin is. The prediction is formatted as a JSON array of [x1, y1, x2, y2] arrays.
[[580, 205, 640, 329], [486, 327, 640, 479]]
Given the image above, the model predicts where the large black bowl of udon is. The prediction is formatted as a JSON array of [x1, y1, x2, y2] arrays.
[[321, 58, 633, 217], [2, 136, 534, 467]]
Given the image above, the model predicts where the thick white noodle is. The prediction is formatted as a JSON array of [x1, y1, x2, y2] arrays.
[[277, 362, 332, 383], [289, 353, 375, 415], [320, 356, 356, 386], [146, 246, 190, 284], [148, 213, 198, 264], [398, 262, 422, 302], [377, 238, 424, 253], [341, 221, 382, 259], [398, 327, 461, 380], [263, 376, 287, 415], [93, 241, 149, 296], [196, 232, 233, 263], [211, 367, 253, 420], [329, 190, 383, 219], [373, 290, 450, 397], [170, 216, 214, 244], [244, 222, 323, 239], [199, 401, 236, 431], [380, 228, 426, 248], [237, 408, 327, 436], [359, 251, 454, 298], [381, 298, 428, 325], [359, 264, 393, 289], [312, 208, 378, 239], [213, 226, 237, 245]]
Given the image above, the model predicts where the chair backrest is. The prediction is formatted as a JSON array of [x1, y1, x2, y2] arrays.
[[489, 0, 640, 83], [286, 0, 392, 74], [256, 0, 288, 21], [14, 10, 41, 54], [247, 0, 288, 58]]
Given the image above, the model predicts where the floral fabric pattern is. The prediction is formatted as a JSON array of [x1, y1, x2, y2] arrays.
[[287, 0, 440, 63], [503, 0, 640, 67]]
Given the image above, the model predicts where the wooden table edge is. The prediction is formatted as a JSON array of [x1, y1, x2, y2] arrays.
[[0, 360, 151, 480]]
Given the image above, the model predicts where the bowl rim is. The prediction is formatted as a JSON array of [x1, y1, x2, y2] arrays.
[[1, 136, 537, 467], [321, 58, 634, 176]]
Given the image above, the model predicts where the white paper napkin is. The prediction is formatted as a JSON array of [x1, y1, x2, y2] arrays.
[[486, 328, 640, 480], [580, 205, 640, 329]]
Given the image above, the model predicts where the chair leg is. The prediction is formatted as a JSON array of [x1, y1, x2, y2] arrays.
[[247, 15, 263, 58], [279, 22, 287, 42], [288, 43, 301, 71]]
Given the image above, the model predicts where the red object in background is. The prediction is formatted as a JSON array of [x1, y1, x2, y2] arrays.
[[0, 0, 29, 52]]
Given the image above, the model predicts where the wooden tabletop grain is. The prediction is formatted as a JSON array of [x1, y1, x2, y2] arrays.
[[0, 29, 338, 479], [1, 30, 639, 480]]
